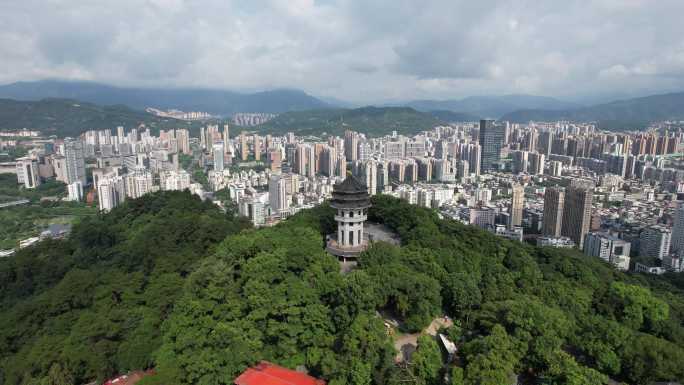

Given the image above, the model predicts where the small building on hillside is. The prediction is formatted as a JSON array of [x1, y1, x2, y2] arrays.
[[326, 176, 371, 261], [234, 361, 326, 385]]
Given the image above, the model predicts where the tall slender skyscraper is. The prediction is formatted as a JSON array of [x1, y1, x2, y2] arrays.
[[509, 184, 524, 229], [253, 134, 261, 161], [542, 187, 565, 237], [479, 119, 505, 173], [213, 141, 225, 172], [344, 130, 359, 162], [269, 175, 289, 215], [64, 138, 86, 185], [176, 129, 191, 154], [240, 132, 249, 161], [561, 186, 593, 248], [671, 203, 684, 257]]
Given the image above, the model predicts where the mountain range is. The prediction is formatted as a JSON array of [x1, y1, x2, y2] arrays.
[[396, 95, 581, 119], [0, 98, 198, 137], [0, 80, 329, 117], [501, 92, 684, 129], [1, 80, 684, 133], [0, 80, 583, 120]]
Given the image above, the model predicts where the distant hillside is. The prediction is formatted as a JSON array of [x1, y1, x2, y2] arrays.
[[0, 80, 330, 116], [0, 98, 198, 137], [252, 106, 444, 137], [428, 110, 481, 122], [400, 94, 579, 118], [501, 91, 684, 129]]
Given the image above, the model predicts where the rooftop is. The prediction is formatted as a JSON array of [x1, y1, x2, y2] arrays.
[[330, 176, 371, 209], [334, 175, 367, 194], [234, 362, 326, 385]]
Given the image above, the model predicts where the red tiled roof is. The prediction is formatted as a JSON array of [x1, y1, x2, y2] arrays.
[[234, 362, 326, 385]]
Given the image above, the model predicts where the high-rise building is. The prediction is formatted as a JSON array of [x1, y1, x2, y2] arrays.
[[542, 187, 564, 237], [344, 130, 359, 161], [176, 129, 191, 154], [639, 225, 672, 260], [511, 150, 529, 174], [377, 161, 389, 193], [671, 203, 684, 257], [67, 181, 84, 202], [417, 158, 433, 182], [116, 126, 125, 139], [213, 141, 225, 172], [240, 133, 249, 161], [223, 124, 230, 144], [15, 157, 41, 189], [405, 139, 426, 157], [458, 143, 481, 177], [253, 134, 261, 161], [353, 160, 378, 195], [64, 138, 86, 185], [306, 145, 316, 178], [561, 186, 593, 248], [200, 127, 206, 149], [98, 175, 126, 212], [124, 168, 154, 199], [384, 140, 405, 160], [528, 152, 545, 175], [321, 145, 337, 177], [268, 149, 282, 173], [537, 131, 553, 156], [357, 141, 371, 161], [479, 119, 505, 173], [269, 175, 289, 215], [336, 155, 347, 177], [160, 170, 191, 191], [605, 153, 628, 177], [295, 144, 309, 176], [456, 159, 469, 181], [549, 160, 563, 177], [509, 184, 524, 229]]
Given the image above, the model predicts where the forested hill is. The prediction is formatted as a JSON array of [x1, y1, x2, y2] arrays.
[[252, 106, 444, 137], [0, 80, 330, 116], [0, 98, 203, 137], [0, 191, 252, 384], [2, 192, 684, 385]]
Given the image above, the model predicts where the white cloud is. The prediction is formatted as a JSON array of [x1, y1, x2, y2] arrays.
[[0, 0, 683, 102]]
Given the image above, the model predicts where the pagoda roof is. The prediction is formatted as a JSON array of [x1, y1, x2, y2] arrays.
[[334, 176, 368, 194], [330, 176, 371, 209]]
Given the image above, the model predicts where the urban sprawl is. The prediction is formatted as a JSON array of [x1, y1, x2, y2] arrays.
[[3, 119, 684, 275]]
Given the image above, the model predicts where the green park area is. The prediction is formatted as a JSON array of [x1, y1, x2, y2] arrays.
[[0, 174, 97, 249]]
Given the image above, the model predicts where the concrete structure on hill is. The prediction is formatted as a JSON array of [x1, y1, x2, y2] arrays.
[[326, 175, 371, 261]]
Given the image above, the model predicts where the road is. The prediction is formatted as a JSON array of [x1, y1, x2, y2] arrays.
[[393, 316, 453, 362]]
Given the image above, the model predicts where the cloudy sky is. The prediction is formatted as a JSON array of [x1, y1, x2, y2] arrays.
[[1, 0, 683, 103]]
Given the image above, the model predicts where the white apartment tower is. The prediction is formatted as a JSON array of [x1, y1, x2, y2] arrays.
[[64, 138, 86, 185]]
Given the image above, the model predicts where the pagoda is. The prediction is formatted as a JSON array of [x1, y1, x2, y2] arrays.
[[326, 175, 371, 260]]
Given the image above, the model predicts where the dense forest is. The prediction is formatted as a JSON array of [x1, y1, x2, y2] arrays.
[[253, 107, 444, 137], [0, 191, 251, 384], [1, 192, 683, 384]]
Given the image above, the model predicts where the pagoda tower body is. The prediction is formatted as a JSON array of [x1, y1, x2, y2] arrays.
[[326, 176, 371, 260]]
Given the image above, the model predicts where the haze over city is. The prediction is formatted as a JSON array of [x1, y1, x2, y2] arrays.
[[2, 0, 684, 103]]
